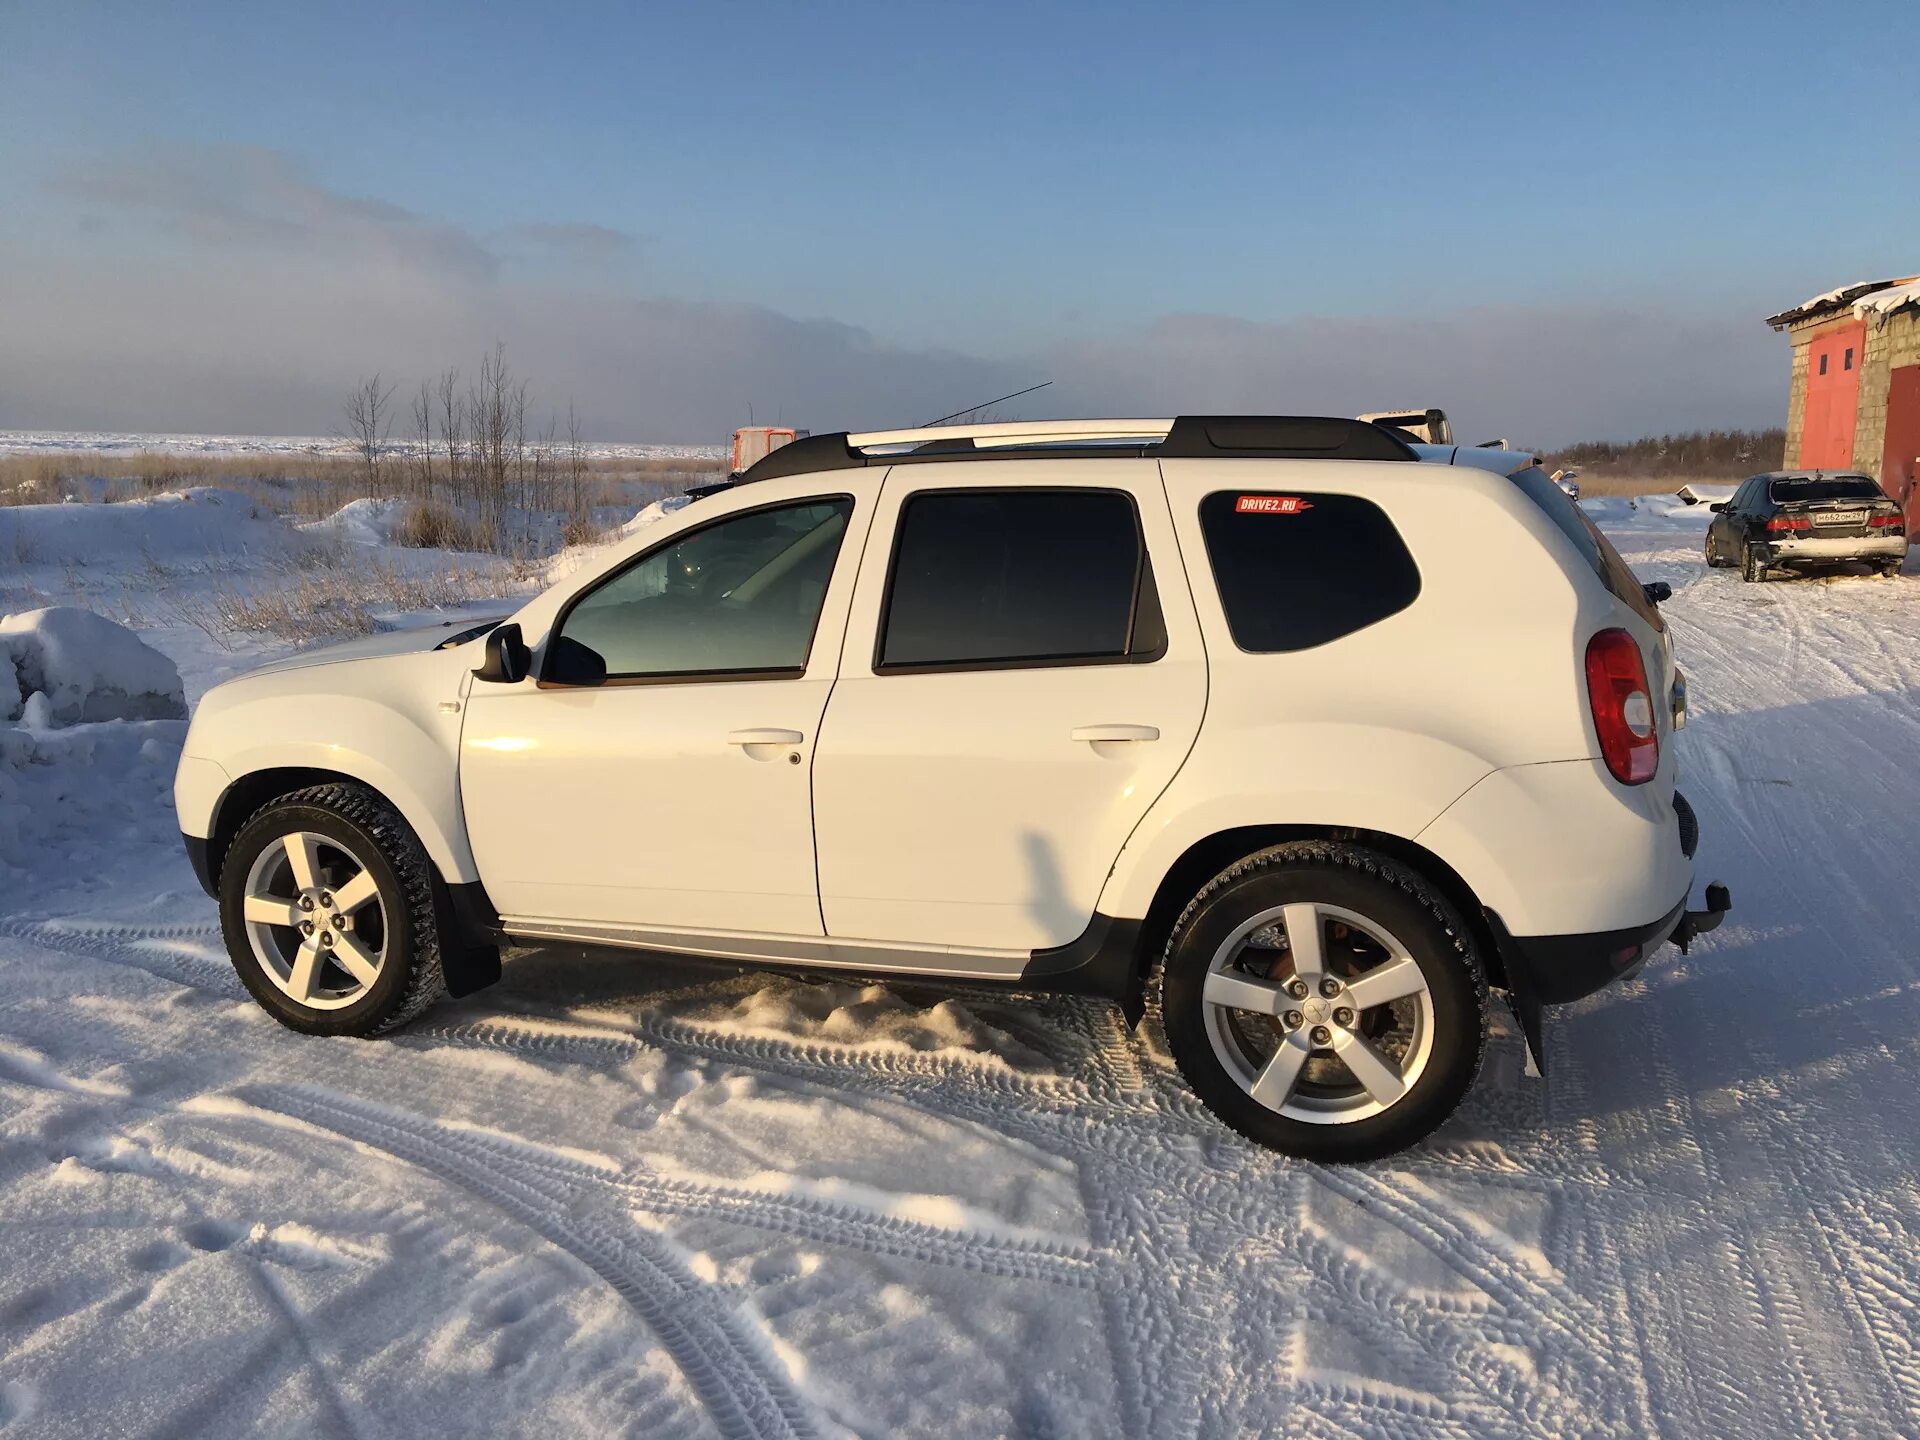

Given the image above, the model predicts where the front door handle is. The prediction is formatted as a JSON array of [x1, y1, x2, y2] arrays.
[[1072, 724, 1160, 743], [728, 728, 805, 746]]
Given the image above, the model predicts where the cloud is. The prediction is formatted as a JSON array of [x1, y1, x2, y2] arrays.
[[1041, 306, 1786, 449], [492, 221, 643, 265], [9, 143, 1789, 444], [53, 144, 503, 282]]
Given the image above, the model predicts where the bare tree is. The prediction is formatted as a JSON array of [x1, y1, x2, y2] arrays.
[[410, 381, 435, 503], [566, 402, 589, 526], [437, 368, 464, 506], [343, 373, 396, 496]]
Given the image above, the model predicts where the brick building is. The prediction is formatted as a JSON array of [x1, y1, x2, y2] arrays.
[[1766, 276, 1920, 525]]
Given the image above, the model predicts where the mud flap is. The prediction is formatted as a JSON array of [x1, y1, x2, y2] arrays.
[[1503, 985, 1546, 1078], [437, 880, 505, 997]]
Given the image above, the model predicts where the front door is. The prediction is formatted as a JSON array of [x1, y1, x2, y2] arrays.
[[461, 489, 871, 937], [810, 460, 1207, 956]]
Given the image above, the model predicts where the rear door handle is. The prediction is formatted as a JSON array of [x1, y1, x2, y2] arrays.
[[1071, 724, 1160, 743], [728, 728, 805, 746]]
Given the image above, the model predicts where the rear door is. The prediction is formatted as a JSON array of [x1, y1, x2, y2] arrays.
[[810, 460, 1206, 954]]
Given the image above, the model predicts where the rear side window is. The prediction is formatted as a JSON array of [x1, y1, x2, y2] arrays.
[[1509, 466, 1664, 630], [878, 489, 1162, 670], [1770, 475, 1880, 502], [1198, 491, 1419, 652]]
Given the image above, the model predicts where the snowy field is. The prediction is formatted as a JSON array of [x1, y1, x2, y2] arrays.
[[2, 484, 1918, 1437], [0, 429, 722, 462]]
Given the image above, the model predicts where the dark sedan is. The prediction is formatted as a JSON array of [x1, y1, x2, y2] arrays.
[[1705, 471, 1907, 582]]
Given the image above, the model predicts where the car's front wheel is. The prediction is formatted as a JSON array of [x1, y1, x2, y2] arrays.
[[219, 783, 448, 1036], [1161, 843, 1486, 1162]]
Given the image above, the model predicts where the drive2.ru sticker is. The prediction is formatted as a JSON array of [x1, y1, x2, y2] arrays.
[[1235, 495, 1314, 514]]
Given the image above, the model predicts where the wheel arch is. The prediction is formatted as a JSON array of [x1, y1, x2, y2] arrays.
[[1128, 824, 1508, 995], [204, 763, 472, 895]]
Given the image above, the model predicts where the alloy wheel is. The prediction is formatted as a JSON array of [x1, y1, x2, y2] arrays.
[[240, 830, 389, 1010], [1201, 901, 1435, 1124]]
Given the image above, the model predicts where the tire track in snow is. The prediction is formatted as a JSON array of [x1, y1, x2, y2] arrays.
[[231, 1083, 827, 1440]]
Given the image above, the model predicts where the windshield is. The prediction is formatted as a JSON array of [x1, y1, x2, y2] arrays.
[[1770, 476, 1881, 503]]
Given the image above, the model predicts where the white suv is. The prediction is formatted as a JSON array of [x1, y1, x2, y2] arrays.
[[175, 416, 1728, 1160]]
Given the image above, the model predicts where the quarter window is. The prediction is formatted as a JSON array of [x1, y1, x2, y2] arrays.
[[555, 498, 852, 679], [877, 489, 1160, 670], [1199, 491, 1419, 651]]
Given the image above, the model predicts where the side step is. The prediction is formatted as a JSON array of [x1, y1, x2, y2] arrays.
[[1670, 882, 1731, 952]]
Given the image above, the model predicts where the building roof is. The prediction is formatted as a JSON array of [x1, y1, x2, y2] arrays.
[[1766, 275, 1920, 330]]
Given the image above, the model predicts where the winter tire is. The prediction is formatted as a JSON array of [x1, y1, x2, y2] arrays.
[[1741, 543, 1768, 583], [219, 783, 448, 1036], [1162, 842, 1487, 1162]]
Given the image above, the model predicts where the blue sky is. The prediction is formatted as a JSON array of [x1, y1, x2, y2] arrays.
[[2, 0, 1915, 441]]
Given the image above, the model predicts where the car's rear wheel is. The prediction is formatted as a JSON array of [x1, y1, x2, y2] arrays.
[[1161, 842, 1486, 1162], [219, 783, 447, 1036], [1741, 542, 1770, 583]]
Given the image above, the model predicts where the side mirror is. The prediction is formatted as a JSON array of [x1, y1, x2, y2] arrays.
[[1708, 503, 1725, 513], [1643, 581, 1672, 606], [474, 623, 530, 683], [546, 635, 607, 686]]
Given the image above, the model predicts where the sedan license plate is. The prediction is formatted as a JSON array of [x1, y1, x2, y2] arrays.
[[1814, 509, 1866, 526]]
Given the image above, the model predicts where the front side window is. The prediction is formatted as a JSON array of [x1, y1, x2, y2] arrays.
[[877, 489, 1161, 670], [555, 498, 852, 679], [1199, 490, 1420, 651]]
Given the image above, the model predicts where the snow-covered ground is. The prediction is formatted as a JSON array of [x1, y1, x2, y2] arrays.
[[3, 487, 1918, 1437], [0, 429, 723, 461]]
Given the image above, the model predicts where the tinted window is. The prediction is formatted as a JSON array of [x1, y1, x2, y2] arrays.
[[1770, 475, 1881, 502], [557, 498, 851, 678], [1198, 491, 1419, 652], [1508, 467, 1664, 630], [879, 489, 1156, 669]]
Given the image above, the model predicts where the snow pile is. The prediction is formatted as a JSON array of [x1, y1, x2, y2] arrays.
[[0, 486, 315, 567], [300, 496, 413, 547], [0, 719, 184, 875], [545, 494, 694, 582], [1856, 276, 1920, 320], [0, 608, 185, 726]]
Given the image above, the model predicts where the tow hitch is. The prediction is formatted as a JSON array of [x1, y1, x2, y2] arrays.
[[1671, 882, 1731, 952]]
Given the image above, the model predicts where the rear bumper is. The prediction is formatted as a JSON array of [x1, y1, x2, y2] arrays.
[[1491, 895, 1687, 1007], [1755, 534, 1906, 565], [1485, 787, 1730, 1069]]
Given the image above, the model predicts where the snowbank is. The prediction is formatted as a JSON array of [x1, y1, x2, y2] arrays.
[[300, 495, 413, 547], [0, 608, 186, 726], [545, 494, 694, 582], [0, 719, 185, 874], [0, 486, 314, 567]]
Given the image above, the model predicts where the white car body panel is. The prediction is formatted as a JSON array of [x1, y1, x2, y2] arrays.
[[458, 472, 883, 937], [177, 640, 483, 882], [811, 458, 1207, 952]]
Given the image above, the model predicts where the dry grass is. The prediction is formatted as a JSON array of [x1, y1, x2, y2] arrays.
[[169, 555, 532, 647], [395, 500, 488, 551]]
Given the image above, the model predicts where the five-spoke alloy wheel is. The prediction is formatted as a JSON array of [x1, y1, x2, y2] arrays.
[[219, 783, 448, 1036], [1163, 842, 1486, 1162]]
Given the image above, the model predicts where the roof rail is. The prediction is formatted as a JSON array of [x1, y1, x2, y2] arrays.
[[733, 414, 1415, 483]]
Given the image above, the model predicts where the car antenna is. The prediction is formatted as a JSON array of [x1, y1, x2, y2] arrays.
[[922, 380, 1052, 428]]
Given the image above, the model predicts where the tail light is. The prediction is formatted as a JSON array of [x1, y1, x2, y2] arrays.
[[1585, 628, 1659, 785], [1766, 515, 1811, 532], [1869, 512, 1906, 529]]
